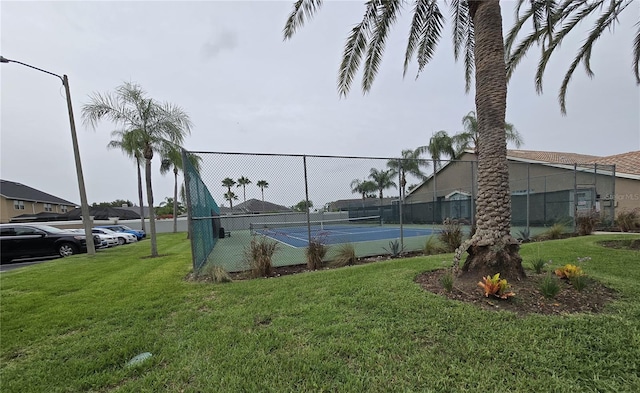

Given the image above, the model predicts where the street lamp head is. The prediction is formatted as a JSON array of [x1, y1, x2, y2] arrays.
[[0, 56, 11, 63]]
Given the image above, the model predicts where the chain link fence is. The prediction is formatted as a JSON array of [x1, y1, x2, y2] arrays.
[[183, 151, 615, 272]]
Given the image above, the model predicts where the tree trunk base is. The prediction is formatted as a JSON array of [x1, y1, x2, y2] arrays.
[[458, 237, 526, 281]]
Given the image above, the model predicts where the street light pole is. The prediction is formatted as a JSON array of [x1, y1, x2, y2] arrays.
[[1, 56, 95, 255]]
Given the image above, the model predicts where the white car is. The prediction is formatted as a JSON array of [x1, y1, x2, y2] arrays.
[[67, 228, 117, 249], [92, 228, 137, 245]]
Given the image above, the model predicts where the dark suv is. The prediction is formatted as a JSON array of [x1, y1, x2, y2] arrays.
[[0, 224, 101, 264]]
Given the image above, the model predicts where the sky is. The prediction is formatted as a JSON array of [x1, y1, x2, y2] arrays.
[[1, 1, 639, 209]]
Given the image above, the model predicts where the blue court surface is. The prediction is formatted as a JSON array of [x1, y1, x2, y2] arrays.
[[253, 225, 437, 248]]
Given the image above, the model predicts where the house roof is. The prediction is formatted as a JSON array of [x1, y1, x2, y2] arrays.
[[507, 149, 640, 177], [226, 198, 292, 214], [329, 197, 396, 210], [0, 179, 76, 206], [62, 207, 141, 220]]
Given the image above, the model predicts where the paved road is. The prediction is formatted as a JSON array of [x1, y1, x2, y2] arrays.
[[0, 257, 59, 273]]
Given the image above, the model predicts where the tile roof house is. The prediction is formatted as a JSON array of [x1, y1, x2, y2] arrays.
[[220, 198, 293, 214], [1, 179, 77, 223], [404, 150, 639, 225]]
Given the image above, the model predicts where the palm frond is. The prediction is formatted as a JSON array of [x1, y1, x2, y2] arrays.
[[362, 0, 402, 93], [283, 0, 324, 40], [556, 0, 631, 113], [404, 0, 433, 77], [338, 1, 379, 97], [634, 21, 640, 83], [415, 1, 444, 78]]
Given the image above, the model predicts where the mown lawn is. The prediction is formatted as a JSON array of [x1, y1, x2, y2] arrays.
[[1, 233, 639, 392]]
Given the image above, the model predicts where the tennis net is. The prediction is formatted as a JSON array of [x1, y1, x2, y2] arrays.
[[249, 215, 382, 234]]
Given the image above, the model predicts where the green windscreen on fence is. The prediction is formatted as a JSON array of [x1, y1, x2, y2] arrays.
[[183, 150, 220, 271]]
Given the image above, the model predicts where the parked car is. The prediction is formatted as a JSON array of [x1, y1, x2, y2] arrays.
[[92, 228, 137, 245], [0, 224, 101, 264], [69, 229, 119, 249], [95, 225, 145, 240]]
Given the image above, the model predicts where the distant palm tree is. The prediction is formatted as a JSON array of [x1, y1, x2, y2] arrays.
[[160, 145, 202, 233], [236, 176, 252, 204], [222, 178, 237, 209], [83, 82, 192, 257], [224, 191, 238, 210], [417, 131, 457, 223], [256, 180, 269, 211], [387, 148, 430, 199], [107, 129, 146, 232], [453, 110, 522, 155], [350, 179, 377, 207], [368, 168, 397, 205]]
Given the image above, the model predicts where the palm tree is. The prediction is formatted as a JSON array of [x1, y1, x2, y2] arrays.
[[83, 82, 192, 257], [107, 129, 146, 233], [387, 148, 430, 200], [237, 176, 252, 204], [224, 191, 238, 210], [284, 1, 526, 279], [350, 178, 377, 207], [160, 145, 202, 233], [368, 168, 397, 205], [256, 180, 269, 211], [505, 0, 639, 114], [453, 111, 523, 155], [417, 131, 457, 223], [221, 178, 237, 209]]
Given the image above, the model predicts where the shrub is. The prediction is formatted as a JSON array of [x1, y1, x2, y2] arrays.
[[555, 264, 583, 279], [200, 263, 232, 283], [383, 239, 403, 257], [423, 235, 444, 255], [331, 243, 356, 267], [245, 236, 279, 278], [530, 258, 549, 274], [539, 274, 561, 298], [306, 238, 328, 270], [570, 274, 589, 292], [477, 273, 515, 299], [439, 271, 454, 292], [439, 218, 463, 252], [539, 223, 566, 240], [517, 227, 531, 242], [616, 208, 640, 232], [576, 210, 600, 236]]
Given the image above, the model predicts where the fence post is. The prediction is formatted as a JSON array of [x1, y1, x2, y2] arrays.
[[526, 162, 530, 234], [398, 158, 404, 251], [182, 149, 197, 271], [574, 163, 578, 231], [303, 155, 311, 245]]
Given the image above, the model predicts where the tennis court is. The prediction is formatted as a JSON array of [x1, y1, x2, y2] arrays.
[[250, 216, 436, 248]]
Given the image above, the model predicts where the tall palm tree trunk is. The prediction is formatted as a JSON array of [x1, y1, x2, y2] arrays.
[[136, 157, 146, 232], [459, 0, 524, 280], [144, 150, 158, 257], [172, 167, 178, 233]]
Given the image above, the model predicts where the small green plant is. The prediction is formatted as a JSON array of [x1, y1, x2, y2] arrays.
[[306, 237, 328, 270], [539, 273, 561, 298], [615, 208, 640, 232], [439, 271, 454, 292], [543, 223, 566, 240], [423, 235, 444, 255], [576, 210, 600, 236], [517, 227, 531, 242], [530, 258, 549, 274], [331, 243, 357, 267], [200, 263, 232, 283], [245, 236, 279, 278], [477, 273, 515, 299], [555, 264, 583, 279], [383, 239, 403, 257], [439, 218, 463, 252], [570, 274, 589, 292]]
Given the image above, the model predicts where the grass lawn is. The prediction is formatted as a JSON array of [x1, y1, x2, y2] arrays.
[[1, 233, 639, 392]]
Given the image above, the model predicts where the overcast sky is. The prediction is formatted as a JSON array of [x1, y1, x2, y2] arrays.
[[1, 1, 638, 209]]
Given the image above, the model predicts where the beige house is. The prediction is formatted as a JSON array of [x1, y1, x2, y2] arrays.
[[0, 179, 77, 223], [404, 150, 639, 226]]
